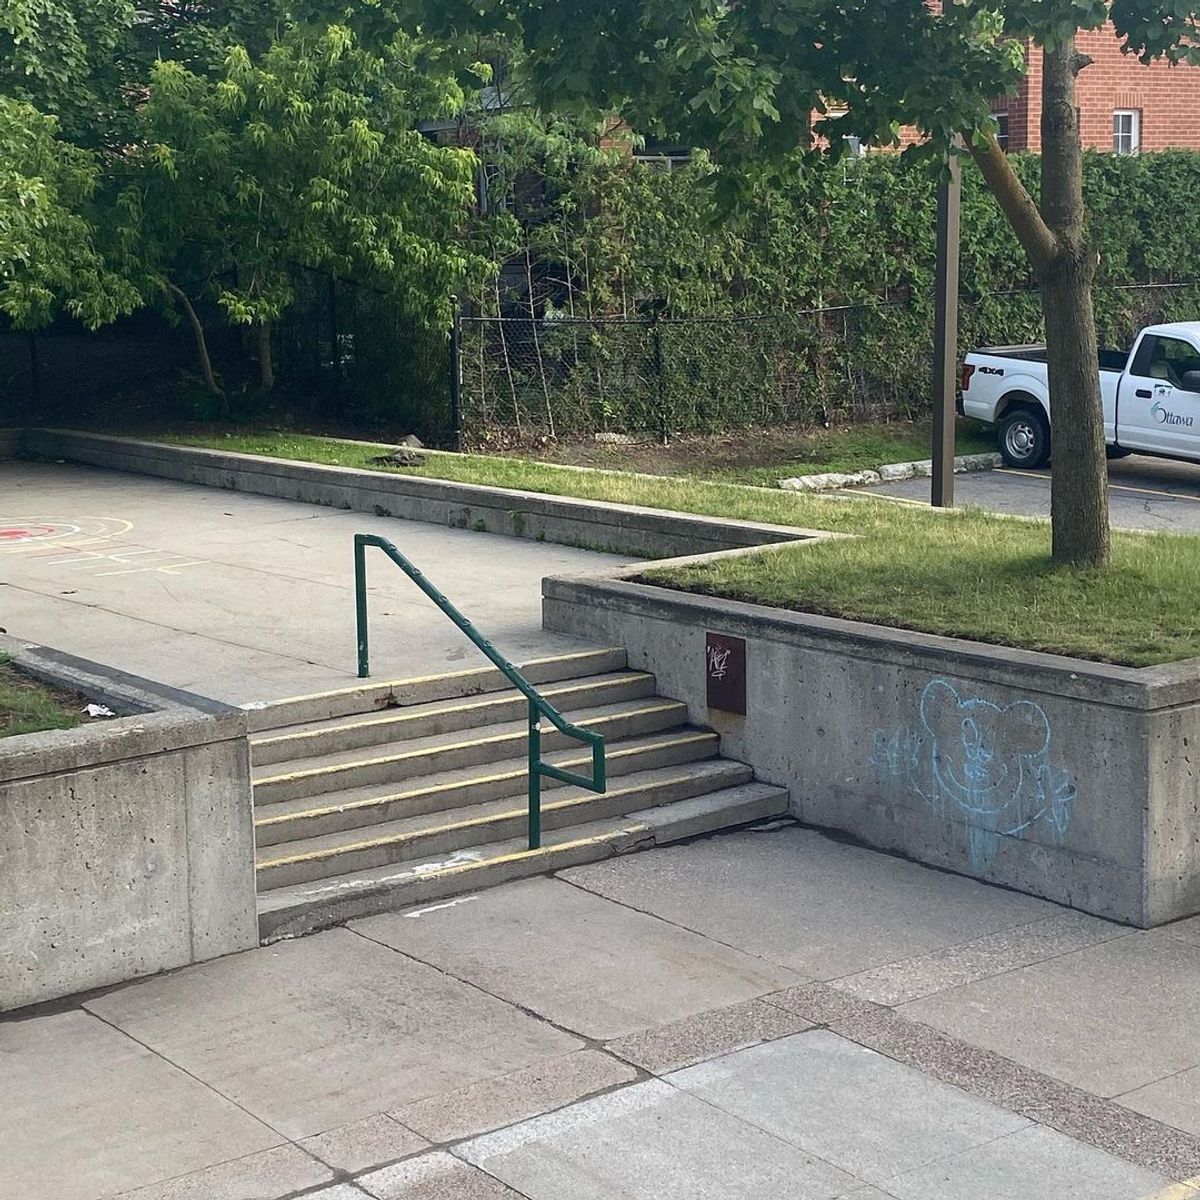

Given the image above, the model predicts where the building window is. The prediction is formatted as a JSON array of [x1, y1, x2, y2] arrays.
[[1113, 109, 1141, 155], [992, 110, 1009, 152]]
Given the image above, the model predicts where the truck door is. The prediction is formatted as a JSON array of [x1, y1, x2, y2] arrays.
[[1118, 333, 1200, 456]]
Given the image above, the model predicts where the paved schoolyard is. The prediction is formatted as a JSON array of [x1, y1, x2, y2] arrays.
[[857, 453, 1200, 532], [0, 462, 630, 703], [4, 824, 1198, 1200]]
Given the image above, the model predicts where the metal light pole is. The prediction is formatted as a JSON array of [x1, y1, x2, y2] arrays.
[[931, 145, 962, 508]]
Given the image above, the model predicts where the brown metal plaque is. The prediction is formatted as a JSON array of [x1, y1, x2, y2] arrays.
[[706, 632, 747, 715]]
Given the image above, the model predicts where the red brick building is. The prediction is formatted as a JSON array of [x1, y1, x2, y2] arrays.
[[996, 23, 1200, 153]]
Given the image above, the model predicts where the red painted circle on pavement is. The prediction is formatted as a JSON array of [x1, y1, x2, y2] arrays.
[[0, 522, 76, 542]]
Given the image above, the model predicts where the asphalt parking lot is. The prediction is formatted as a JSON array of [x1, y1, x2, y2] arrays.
[[858, 452, 1200, 532]]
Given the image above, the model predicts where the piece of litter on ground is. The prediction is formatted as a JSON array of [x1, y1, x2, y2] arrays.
[[83, 703, 117, 718]]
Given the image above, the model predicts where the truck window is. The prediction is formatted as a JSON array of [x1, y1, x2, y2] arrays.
[[1131, 335, 1200, 389]]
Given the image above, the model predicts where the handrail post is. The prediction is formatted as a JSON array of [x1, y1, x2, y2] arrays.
[[355, 535, 370, 678], [527, 699, 542, 850]]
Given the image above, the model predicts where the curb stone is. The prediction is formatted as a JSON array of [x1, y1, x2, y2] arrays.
[[779, 452, 1003, 493]]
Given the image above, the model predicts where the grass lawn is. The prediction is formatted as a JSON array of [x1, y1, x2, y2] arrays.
[[476, 420, 995, 484], [165, 430, 1200, 666], [0, 657, 83, 738]]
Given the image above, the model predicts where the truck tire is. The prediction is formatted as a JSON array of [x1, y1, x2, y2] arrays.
[[998, 408, 1050, 468]]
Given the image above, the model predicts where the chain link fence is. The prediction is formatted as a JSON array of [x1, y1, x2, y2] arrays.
[[457, 283, 1200, 448], [6, 278, 1200, 445]]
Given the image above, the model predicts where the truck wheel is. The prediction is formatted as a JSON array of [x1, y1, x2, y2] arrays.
[[999, 409, 1050, 468]]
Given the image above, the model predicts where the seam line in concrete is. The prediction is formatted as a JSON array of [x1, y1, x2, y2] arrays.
[[763, 982, 1200, 1181], [551, 867, 819, 980], [80, 1004, 302, 1164], [343, 923, 623, 1056], [823, 917, 1136, 1006]]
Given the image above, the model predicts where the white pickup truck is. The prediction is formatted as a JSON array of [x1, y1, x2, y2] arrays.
[[960, 321, 1200, 468]]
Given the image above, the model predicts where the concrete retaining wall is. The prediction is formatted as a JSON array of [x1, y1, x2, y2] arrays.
[[0, 636, 257, 1011], [22, 429, 821, 559], [544, 573, 1200, 927]]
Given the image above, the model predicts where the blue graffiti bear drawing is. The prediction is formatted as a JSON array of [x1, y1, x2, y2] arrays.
[[870, 678, 1076, 870]]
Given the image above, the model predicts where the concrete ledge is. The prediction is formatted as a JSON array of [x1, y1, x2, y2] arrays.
[[0, 635, 257, 1011], [21, 429, 827, 559], [543, 568, 1200, 928], [780, 452, 1003, 492]]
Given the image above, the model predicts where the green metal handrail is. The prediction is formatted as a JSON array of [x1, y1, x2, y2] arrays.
[[353, 532, 606, 850]]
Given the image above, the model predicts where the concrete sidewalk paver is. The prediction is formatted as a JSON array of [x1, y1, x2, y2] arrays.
[[0, 1010, 281, 1200], [0, 463, 628, 702], [456, 1077, 861, 1199], [604, 996, 813, 1074], [831, 911, 1126, 1006], [881, 1124, 1167, 1199], [391, 1049, 636, 1143], [898, 930, 1200, 1098], [83, 929, 580, 1140], [112, 1146, 334, 1200], [1115, 1067, 1200, 1139], [299, 1115, 430, 1175], [358, 1152, 527, 1200], [667, 1031, 1029, 1188], [352, 877, 799, 1040], [558, 827, 1064, 978]]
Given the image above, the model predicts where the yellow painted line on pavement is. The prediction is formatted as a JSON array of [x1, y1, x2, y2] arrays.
[[256, 772, 704, 869], [253, 731, 716, 828], [1138, 1175, 1200, 1199], [253, 673, 651, 749], [248, 648, 626, 709]]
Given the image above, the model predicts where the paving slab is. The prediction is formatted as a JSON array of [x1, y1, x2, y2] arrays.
[[83, 928, 580, 1140], [1119, 1067, 1200, 1138], [832, 912, 1127, 1006], [113, 1146, 333, 1200], [300, 1115, 430, 1175], [358, 1152, 528, 1200], [1166, 916, 1200, 948], [605, 996, 813, 1074], [456, 1078, 860, 1199], [881, 1123, 1167, 1199], [667, 1031, 1029, 1187], [352, 877, 799, 1040], [559, 826, 1058, 979], [0, 1010, 280, 1200], [0, 462, 627, 702], [899, 930, 1200, 1098], [392, 1049, 636, 1143]]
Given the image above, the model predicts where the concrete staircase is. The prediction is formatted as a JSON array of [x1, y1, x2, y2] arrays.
[[248, 648, 788, 940]]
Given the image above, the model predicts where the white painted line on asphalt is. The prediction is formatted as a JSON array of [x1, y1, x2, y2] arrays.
[[404, 896, 480, 919], [1006, 467, 1200, 504]]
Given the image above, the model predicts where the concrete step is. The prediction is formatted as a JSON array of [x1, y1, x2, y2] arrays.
[[254, 728, 721, 847], [242, 647, 628, 733], [256, 759, 755, 890], [258, 782, 791, 940], [252, 698, 689, 806], [250, 671, 657, 767]]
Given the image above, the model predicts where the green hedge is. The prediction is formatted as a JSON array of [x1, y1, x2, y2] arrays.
[[457, 149, 1200, 441]]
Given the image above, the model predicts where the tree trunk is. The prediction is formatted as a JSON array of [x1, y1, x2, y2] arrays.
[[257, 320, 275, 391], [167, 282, 223, 403], [968, 33, 1110, 568], [1039, 36, 1110, 568]]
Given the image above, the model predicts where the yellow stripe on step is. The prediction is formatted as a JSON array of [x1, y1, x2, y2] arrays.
[[253, 731, 717, 829], [244, 649, 625, 708], [252, 674, 651, 748], [254, 703, 683, 787], [255, 772, 707, 870]]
